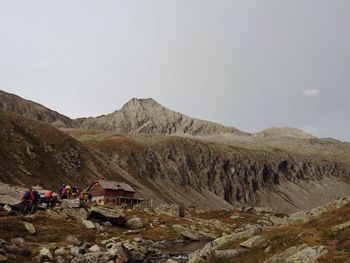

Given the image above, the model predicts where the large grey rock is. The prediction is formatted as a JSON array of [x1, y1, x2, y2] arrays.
[[3, 205, 12, 213], [60, 199, 80, 209], [66, 235, 82, 246], [0, 182, 21, 206], [83, 252, 110, 262], [0, 254, 7, 263], [70, 246, 80, 257], [88, 206, 126, 226], [39, 247, 53, 261], [188, 226, 261, 263], [112, 244, 128, 262], [62, 208, 88, 221], [240, 235, 266, 249], [127, 217, 144, 229], [88, 244, 101, 253], [54, 247, 67, 256], [263, 244, 312, 263], [172, 224, 203, 241], [23, 222, 36, 234], [11, 237, 26, 248], [269, 216, 289, 226], [288, 211, 310, 223], [285, 246, 328, 263], [82, 220, 95, 229], [331, 220, 350, 233]]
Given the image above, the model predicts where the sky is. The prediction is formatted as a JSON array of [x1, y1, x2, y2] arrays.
[[0, 1, 349, 141]]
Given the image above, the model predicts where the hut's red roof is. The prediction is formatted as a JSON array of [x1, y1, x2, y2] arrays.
[[89, 180, 136, 192]]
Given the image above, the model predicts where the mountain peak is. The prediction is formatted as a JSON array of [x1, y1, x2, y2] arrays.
[[123, 97, 161, 108], [254, 126, 316, 139]]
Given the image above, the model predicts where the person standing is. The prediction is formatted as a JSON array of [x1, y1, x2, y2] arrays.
[[22, 188, 34, 214], [79, 192, 86, 207], [44, 190, 54, 210], [87, 192, 93, 204], [31, 190, 41, 214], [60, 186, 68, 199]]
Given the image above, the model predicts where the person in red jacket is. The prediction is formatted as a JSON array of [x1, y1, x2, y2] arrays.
[[22, 188, 34, 214], [44, 190, 54, 210]]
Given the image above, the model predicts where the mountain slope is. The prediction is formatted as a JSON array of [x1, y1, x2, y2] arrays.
[[0, 90, 73, 127], [0, 110, 126, 189]]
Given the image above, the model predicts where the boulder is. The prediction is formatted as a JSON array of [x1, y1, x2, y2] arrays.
[[11, 237, 26, 248], [0, 254, 7, 263], [88, 206, 126, 226], [269, 216, 289, 226], [66, 235, 82, 246], [95, 223, 104, 232], [188, 226, 261, 263], [70, 246, 81, 257], [286, 246, 328, 263], [263, 244, 309, 263], [3, 205, 12, 213], [23, 222, 36, 234], [127, 218, 144, 229], [54, 247, 67, 256], [62, 208, 87, 221], [0, 182, 21, 206], [60, 199, 80, 209], [166, 259, 179, 263], [288, 211, 310, 223], [113, 244, 128, 262], [39, 247, 53, 261], [82, 220, 95, 229], [331, 220, 350, 233], [172, 224, 203, 241], [240, 235, 266, 249], [89, 244, 101, 253]]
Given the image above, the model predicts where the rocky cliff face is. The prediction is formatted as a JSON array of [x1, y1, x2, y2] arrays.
[[69, 131, 350, 213]]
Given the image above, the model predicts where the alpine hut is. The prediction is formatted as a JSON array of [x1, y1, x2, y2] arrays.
[[86, 180, 143, 206]]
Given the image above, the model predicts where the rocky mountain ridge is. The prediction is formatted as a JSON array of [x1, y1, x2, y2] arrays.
[[74, 98, 247, 136], [0, 90, 315, 139]]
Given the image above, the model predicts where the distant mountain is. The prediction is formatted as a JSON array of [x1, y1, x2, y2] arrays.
[[254, 127, 316, 139], [74, 98, 247, 136], [0, 90, 73, 127]]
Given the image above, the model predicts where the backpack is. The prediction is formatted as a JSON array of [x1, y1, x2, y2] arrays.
[[34, 191, 41, 202], [61, 187, 67, 196], [24, 191, 31, 201]]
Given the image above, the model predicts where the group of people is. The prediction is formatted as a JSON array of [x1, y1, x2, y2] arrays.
[[58, 184, 78, 199], [21, 188, 55, 214], [21, 184, 93, 214]]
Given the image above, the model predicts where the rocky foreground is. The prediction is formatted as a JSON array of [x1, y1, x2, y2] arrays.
[[1, 183, 350, 262]]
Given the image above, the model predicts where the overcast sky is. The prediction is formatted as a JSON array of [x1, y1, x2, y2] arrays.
[[1, 1, 349, 141]]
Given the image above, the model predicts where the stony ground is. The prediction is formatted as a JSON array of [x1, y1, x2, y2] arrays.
[[1, 196, 350, 262], [0, 196, 271, 263]]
